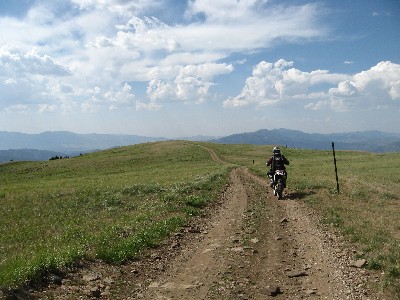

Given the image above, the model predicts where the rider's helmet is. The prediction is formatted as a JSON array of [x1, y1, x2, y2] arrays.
[[273, 147, 281, 155]]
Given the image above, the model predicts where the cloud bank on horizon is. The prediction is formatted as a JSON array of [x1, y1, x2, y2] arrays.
[[0, 0, 399, 136]]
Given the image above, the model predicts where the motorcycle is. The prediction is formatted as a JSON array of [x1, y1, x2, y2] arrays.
[[269, 169, 287, 200]]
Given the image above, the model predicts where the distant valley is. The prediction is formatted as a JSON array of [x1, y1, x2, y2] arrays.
[[1, 129, 400, 162], [0, 131, 166, 162]]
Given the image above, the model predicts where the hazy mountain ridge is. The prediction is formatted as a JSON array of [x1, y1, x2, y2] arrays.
[[0, 131, 166, 152], [211, 129, 400, 152], [1, 129, 399, 162], [0, 131, 167, 162]]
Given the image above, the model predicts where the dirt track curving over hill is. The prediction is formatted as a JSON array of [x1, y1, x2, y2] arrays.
[[26, 148, 386, 300]]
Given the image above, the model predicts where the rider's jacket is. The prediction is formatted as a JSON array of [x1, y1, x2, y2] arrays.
[[267, 154, 290, 172]]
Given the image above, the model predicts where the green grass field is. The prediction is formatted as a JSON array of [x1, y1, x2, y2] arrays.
[[1, 141, 399, 297], [0, 141, 233, 289], [206, 143, 400, 297]]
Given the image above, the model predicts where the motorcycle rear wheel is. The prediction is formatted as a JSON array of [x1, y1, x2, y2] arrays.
[[276, 179, 283, 200]]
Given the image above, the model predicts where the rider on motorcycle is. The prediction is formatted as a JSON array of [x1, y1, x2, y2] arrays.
[[266, 147, 290, 188]]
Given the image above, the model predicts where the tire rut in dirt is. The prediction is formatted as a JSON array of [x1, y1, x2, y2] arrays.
[[138, 167, 250, 300], [134, 168, 371, 300], [205, 168, 293, 299], [229, 170, 373, 300]]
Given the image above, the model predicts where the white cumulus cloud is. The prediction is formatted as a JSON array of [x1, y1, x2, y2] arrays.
[[38, 104, 57, 113], [71, 0, 162, 16], [226, 60, 400, 112], [224, 59, 348, 108], [0, 0, 330, 114], [0, 47, 70, 76], [145, 63, 233, 105], [322, 61, 400, 110], [390, 81, 400, 100]]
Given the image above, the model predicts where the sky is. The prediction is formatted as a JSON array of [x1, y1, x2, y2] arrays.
[[0, 0, 399, 138]]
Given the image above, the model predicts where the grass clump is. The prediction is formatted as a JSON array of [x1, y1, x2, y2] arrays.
[[96, 216, 186, 263]]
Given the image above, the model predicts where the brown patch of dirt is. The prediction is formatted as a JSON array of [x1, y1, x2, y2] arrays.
[[9, 159, 388, 299]]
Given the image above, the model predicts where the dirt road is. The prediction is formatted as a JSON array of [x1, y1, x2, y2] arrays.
[[28, 150, 385, 299], [130, 167, 374, 300]]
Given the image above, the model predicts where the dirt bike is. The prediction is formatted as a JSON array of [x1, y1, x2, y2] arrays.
[[270, 170, 287, 200]]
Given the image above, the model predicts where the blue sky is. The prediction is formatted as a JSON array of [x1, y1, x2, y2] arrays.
[[0, 0, 399, 137]]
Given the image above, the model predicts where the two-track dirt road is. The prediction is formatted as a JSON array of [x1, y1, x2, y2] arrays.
[[132, 167, 375, 300], [27, 148, 386, 300]]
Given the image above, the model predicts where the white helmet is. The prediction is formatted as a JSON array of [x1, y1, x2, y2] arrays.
[[273, 147, 281, 155]]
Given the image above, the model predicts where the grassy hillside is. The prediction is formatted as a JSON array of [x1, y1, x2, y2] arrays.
[[0, 141, 233, 289], [206, 143, 400, 297], [1, 141, 399, 296]]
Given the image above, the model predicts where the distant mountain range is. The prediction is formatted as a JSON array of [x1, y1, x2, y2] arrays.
[[0, 129, 399, 162], [0, 131, 166, 162], [0, 131, 165, 150], [211, 129, 400, 152]]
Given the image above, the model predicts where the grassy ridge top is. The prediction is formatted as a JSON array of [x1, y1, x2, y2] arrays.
[[0, 141, 399, 296], [206, 143, 400, 296], [0, 141, 232, 289]]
